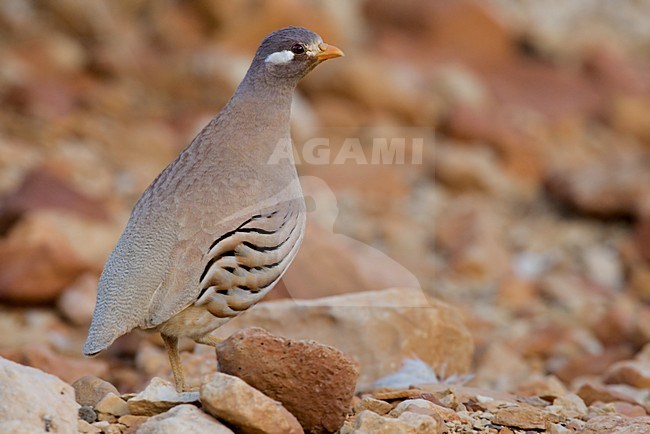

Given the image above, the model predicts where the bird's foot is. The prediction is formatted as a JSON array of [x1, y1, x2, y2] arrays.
[[195, 335, 223, 348]]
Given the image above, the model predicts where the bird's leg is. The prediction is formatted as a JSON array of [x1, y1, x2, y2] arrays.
[[161, 333, 188, 392], [194, 334, 223, 347]]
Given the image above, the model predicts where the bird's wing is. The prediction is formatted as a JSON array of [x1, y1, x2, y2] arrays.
[[84, 132, 305, 355], [83, 203, 179, 355], [145, 173, 306, 326]]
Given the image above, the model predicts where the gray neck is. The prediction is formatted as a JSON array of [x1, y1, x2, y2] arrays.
[[191, 64, 301, 174], [226, 66, 298, 135]]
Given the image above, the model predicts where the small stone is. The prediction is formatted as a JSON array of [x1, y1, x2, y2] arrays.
[[79, 405, 98, 423], [73, 375, 120, 407], [545, 152, 650, 218], [0, 211, 89, 303], [398, 412, 444, 433], [341, 410, 442, 434], [493, 405, 559, 430], [95, 392, 130, 417], [92, 421, 110, 430], [96, 413, 117, 423], [135, 404, 233, 434], [389, 399, 466, 424], [127, 377, 199, 416], [353, 397, 393, 416], [548, 424, 572, 434], [216, 327, 358, 433], [78, 419, 102, 433], [576, 382, 639, 406], [370, 389, 429, 401], [117, 414, 148, 427], [104, 424, 123, 434], [548, 393, 588, 419], [200, 373, 303, 434]]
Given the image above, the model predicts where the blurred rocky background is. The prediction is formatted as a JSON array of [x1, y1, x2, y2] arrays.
[[1, 0, 650, 433]]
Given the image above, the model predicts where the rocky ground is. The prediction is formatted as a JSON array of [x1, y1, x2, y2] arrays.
[[1, 1, 650, 433]]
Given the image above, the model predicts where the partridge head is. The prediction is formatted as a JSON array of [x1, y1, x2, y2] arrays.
[[83, 27, 343, 391]]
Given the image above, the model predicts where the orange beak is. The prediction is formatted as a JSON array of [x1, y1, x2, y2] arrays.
[[317, 43, 345, 61]]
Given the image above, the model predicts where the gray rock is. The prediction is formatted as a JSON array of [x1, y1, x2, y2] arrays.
[[78, 406, 97, 423]]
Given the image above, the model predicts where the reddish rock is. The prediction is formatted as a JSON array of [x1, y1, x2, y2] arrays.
[[636, 215, 650, 262], [0, 168, 108, 232], [610, 97, 650, 144], [481, 60, 602, 121], [364, 0, 515, 67], [605, 361, 650, 389], [56, 273, 98, 325], [576, 382, 639, 406], [496, 276, 540, 312], [553, 345, 634, 384], [493, 405, 559, 430], [515, 375, 567, 400], [431, 143, 516, 197], [435, 197, 510, 281], [302, 55, 434, 124], [612, 401, 648, 417], [442, 106, 544, 192], [581, 415, 650, 434], [546, 152, 650, 218], [0, 214, 88, 303], [474, 342, 532, 391], [605, 344, 650, 388], [584, 45, 650, 96], [217, 327, 359, 433], [1, 344, 108, 384], [629, 265, 650, 302], [591, 296, 643, 348], [352, 397, 392, 416]]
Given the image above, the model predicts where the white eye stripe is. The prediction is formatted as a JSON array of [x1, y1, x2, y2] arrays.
[[265, 50, 295, 64]]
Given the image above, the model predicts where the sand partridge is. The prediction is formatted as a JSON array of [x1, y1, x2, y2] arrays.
[[83, 27, 344, 391]]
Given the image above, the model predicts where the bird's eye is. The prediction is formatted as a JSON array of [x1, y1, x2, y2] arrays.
[[290, 44, 305, 55]]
